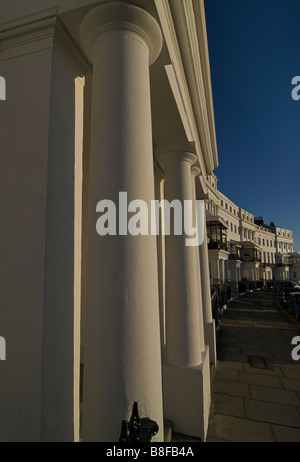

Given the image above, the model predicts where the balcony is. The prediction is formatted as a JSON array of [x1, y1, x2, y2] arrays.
[[207, 219, 228, 249], [208, 241, 229, 252], [240, 241, 261, 263], [241, 255, 261, 263], [229, 253, 241, 261]]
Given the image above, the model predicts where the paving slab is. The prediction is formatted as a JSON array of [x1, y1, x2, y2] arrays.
[[211, 393, 246, 418], [282, 368, 300, 380], [244, 398, 300, 427], [214, 378, 250, 398], [238, 371, 284, 388], [207, 290, 300, 442], [216, 360, 244, 371], [249, 384, 300, 406], [206, 414, 275, 442], [271, 425, 300, 442], [281, 377, 300, 392]]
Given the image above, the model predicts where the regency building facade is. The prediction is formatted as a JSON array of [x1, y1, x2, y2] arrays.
[[1, 0, 297, 444], [0, 0, 219, 442], [204, 174, 295, 290]]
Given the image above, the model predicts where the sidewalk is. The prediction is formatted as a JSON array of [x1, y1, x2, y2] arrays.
[[206, 289, 300, 442]]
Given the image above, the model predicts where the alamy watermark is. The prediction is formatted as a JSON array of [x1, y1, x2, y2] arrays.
[[0, 76, 6, 101], [96, 192, 205, 247], [291, 76, 300, 101], [0, 77, 6, 360], [291, 336, 300, 361], [0, 337, 6, 361]]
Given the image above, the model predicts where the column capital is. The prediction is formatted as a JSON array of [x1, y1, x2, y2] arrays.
[[155, 141, 197, 170], [191, 166, 201, 177], [80, 2, 162, 65]]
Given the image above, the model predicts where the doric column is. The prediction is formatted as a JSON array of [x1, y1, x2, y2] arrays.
[[192, 170, 217, 366], [156, 143, 210, 441], [220, 259, 225, 282], [80, 2, 164, 442], [213, 258, 220, 282], [154, 163, 167, 363], [156, 145, 204, 367], [190, 167, 206, 352], [198, 200, 214, 324], [202, 258, 216, 365]]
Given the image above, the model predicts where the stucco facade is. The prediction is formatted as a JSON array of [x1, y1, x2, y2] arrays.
[[203, 178, 295, 289], [0, 0, 297, 443], [0, 0, 218, 442]]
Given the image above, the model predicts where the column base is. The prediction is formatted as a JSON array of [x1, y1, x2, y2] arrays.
[[162, 346, 211, 441], [204, 320, 217, 367]]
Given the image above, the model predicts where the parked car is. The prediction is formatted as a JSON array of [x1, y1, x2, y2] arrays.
[[281, 281, 297, 290], [287, 292, 300, 318], [280, 282, 300, 301]]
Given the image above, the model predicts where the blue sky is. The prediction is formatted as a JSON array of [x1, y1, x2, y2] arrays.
[[204, 0, 300, 251]]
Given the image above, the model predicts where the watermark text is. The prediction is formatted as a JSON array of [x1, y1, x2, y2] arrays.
[[96, 192, 205, 247], [291, 336, 300, 361], [0, 337, 6, 361], [291, 76, 300, 101], [0, 76, 6, 101]]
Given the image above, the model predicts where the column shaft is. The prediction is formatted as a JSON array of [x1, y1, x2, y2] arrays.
[[200, 207, 217, 365], [191, 167, 205, 353], [157, 147, 203, 368], [80, 3, 164, 442], [157, 145, 211, 440], [199, 215, 214, 324]]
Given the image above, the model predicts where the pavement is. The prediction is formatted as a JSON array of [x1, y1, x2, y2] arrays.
[[206, 289, 300, 442]]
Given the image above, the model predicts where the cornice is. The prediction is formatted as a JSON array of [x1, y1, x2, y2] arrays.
[[168, 0, 218, 174], [0, 9, 90, 74], [0, 7, 58, 35], [154, 0, 219, 177], [0, 15, 57, 55], [180, 0, 213, 170], [193, 0, 219, 169], [154, 0, 207, 177]]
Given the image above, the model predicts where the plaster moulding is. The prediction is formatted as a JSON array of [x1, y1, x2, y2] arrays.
[[154, 0, 207, 178], [0, 12, 90, 75], [155, 141, 198, 172], [80, 2, 163, 65], [155, 0, 218, 176]]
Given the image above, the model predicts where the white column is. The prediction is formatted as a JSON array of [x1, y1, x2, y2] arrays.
[[221, 260, 226, 282], [214, 257, 220, 283], [154, 164, 167, 363], [225, 260, 229, 281], [197, 197, 213, 325], [156, 147, 204, 367], [219, 259, 224, 283], [194, 181, 217, 366], [156, 143, 210, 441], [80, 3, 164, 442], [190, 167, 206, 356]]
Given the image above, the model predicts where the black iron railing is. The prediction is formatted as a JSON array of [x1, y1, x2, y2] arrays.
[[119, 402, 159, 443], [208, 241, 229, 252], [211, 283, 231, 329]]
